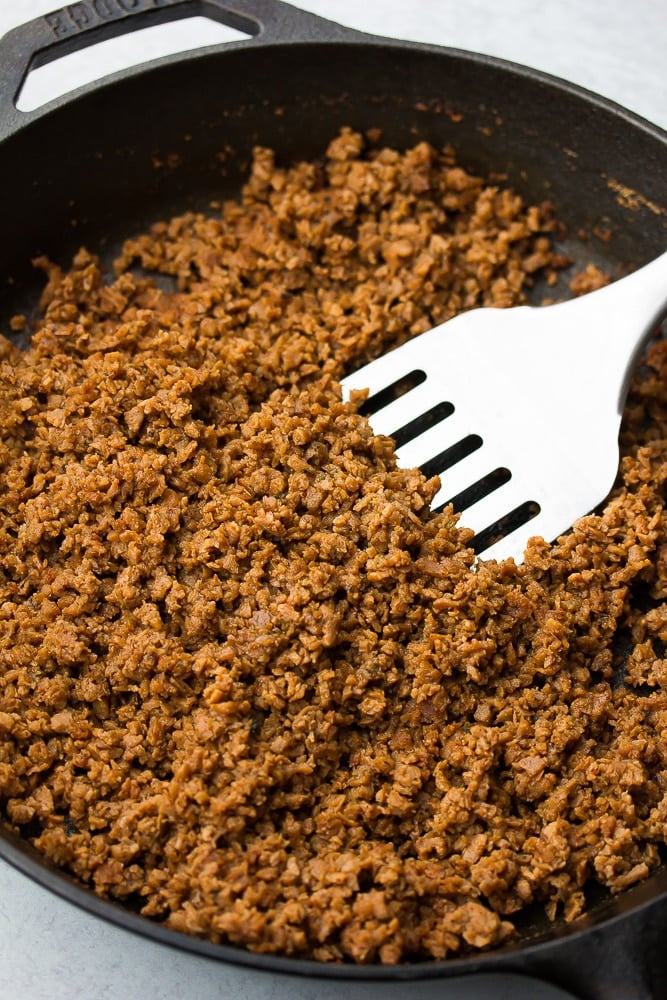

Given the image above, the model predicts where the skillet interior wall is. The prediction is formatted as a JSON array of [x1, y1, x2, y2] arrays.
[[1, 39, 666, 341]]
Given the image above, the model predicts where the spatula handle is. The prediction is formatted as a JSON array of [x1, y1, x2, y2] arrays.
[[552, 250, 667, 413]]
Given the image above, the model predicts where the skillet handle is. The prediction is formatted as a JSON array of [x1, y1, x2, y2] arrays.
[[0, 0, 360, 141]]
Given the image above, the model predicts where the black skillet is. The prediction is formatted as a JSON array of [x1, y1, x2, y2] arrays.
[[1, 2, 666, 998]]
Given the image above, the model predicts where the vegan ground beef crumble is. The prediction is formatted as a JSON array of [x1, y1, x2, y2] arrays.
[[1, 128, 667, 964]]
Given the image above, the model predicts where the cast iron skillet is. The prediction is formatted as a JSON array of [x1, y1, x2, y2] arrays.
[[1, 2, 666, 997]]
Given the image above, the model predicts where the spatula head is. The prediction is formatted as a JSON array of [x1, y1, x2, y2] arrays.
[[341, 305, 623, 563]]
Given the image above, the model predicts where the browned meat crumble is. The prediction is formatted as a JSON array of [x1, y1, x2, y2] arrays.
[[1, 128, 666, 964]]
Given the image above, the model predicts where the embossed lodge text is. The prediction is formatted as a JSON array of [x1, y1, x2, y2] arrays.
[[45, 0, 181, 39]]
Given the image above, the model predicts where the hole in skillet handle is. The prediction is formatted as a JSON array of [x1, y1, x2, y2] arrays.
[[16, 14, 252, 112], [0, 0, 362, 130], [7, 0, 263, 113]]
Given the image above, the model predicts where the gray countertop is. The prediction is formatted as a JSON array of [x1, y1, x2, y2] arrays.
[[0, 2, 665, 998]]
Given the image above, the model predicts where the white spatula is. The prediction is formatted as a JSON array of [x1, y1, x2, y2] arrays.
[[341, 252, 667, 562]]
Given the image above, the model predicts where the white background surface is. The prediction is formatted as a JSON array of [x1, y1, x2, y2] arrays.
[[0, 1, 665, 998]]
